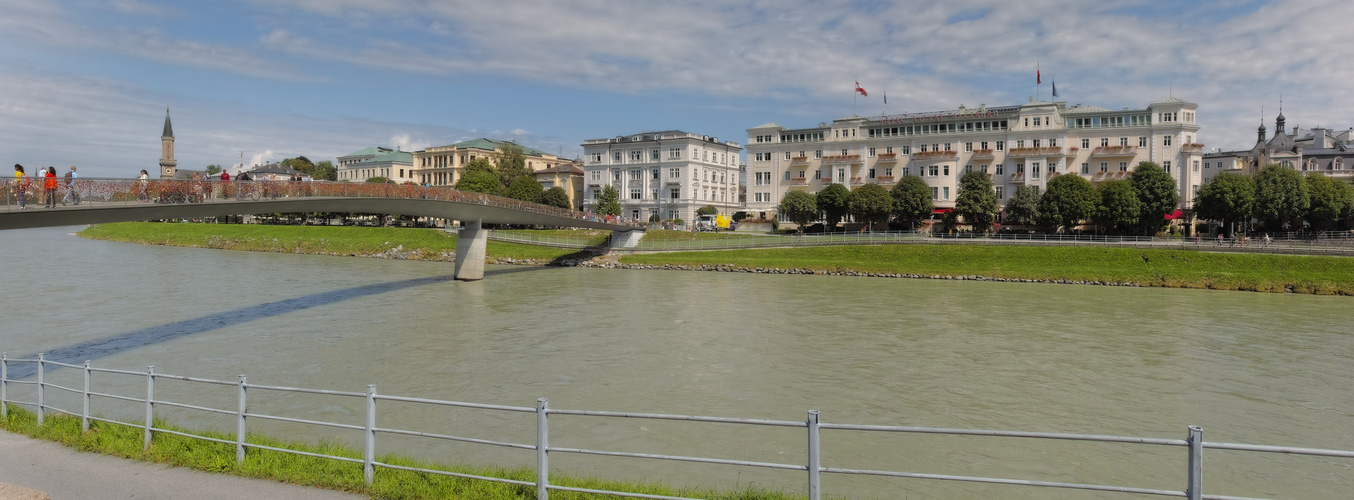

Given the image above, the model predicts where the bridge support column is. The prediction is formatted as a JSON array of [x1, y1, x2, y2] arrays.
[[611, 229, 646, 249], [454, 219, 488, 281]]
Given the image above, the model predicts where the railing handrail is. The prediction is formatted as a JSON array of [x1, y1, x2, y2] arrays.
[[2, 354, 1348, 500]]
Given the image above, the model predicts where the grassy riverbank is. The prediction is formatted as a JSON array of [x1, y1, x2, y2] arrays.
[[78, 222, 1354, 295], [80, 222, 591, 262], [0, 407, 807, 500], [618, 244, 1354, 294]]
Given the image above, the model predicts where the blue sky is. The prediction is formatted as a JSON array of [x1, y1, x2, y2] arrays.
[[1, 0, 1348, 178]]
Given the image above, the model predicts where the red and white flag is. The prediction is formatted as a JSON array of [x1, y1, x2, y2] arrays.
[[1037, 64, 1041, 85], [855, 81, 868, 97]]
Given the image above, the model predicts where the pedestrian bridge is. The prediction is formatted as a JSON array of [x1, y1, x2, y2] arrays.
[[0, 178, 642, 280]]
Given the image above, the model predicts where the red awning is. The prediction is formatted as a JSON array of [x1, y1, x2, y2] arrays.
[[931, 208, 953, 214], [1164, 209, 1184, 220]]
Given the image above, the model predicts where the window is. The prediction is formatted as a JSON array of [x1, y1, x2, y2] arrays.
[[920, 144, 929, 153], [784, 151, 792, 160], [1081, 138, 1090, 149], [629, 150, 642, 162], [944, 143, 952, 151], [931, 187, 939, 199], [652, 169, 659, 179], [613, 152, 622, 162], [814, 150, 823, 159], [943, 165, 950, 176], [1100, 162, 1108, 173], [1016, 140, 1025, 149], [630, 188, 641, 200], [996, 164, 1004, 175], [1164, 136, 1173, 147], [1163, 161, 1172, 173], [901, 145, 911, 154], [1100, 138, 1110, 147], [868, 168, 876, 178], [996, 141, 1004, 151], [980, 142, 988, 150], [629, 169, 642, 180], [613, 170, 622, 181], [652, 149, 660, 161], [1081, 162, 1090, 174], [965, 142, 973, 152], [1033, 139, 1041, 148], [1120, 137, 1129, 146], [591, 153, 603, 163], [670, 188, 679, 199], [1119, 162, 1128, 172], [885, 167, 893, 176], [1032, 163, 1041, 179], [1139, 137, 1148, 147], [964, 165, 972, 174], [996, 186, 1004, 199], [943, 187, 950, 200], [1193, 161, 1200, 173], [928, 165, 938, 176]]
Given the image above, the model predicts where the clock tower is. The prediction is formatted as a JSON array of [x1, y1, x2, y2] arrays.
[[159, 108, 177, 179]]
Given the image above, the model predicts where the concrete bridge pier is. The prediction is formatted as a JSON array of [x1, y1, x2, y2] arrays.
[[611, 229, 646, 249], [454, 219, 488, 281]]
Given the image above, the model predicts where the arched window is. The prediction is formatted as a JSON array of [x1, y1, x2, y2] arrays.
[[1333, 158, 1343, 171], [1306, 158, 1318, 171]]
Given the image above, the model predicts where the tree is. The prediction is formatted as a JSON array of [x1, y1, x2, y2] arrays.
[[696, 205, 719, 216], [494, 143, 531, 187], [282, 156, 316, 177], [1253, 164, 1309, 231], [464, 158, 496, 176], [848, 183, 893, 232], [205, 164, 223, 175], [312, 160, 337, 181], [1130, 161, 1179, 236], [1193, 172, 1254, 235], [1038, 174, 1097, 233], [539, 186, 571, 209], [505, 175, 544, 202], [596, 185, 622, 216], [954, 171, 999, 232], [1095, 180, 1141, 235], [816, 183, 850, 232], [778, 190, 817, 234], [891, 175, 932, 230], [365, 177, 390, 183], [455, 170, 503, 196], [1303, 173, 1350, 230], [1004, 185, 1042, 227]]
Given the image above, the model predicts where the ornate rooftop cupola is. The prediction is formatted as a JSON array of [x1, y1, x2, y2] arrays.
[[159, 107, 177, 179]]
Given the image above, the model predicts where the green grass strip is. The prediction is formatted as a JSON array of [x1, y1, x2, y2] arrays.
[[619, 244, 1354, 295], [1, 407, 810, 500], [79, 222, 588, 262]]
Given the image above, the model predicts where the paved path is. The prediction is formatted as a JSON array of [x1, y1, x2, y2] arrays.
[[0, 430, 366, 499]]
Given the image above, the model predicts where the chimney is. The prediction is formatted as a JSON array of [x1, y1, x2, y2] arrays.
[[1313, 128, 1328, 149]]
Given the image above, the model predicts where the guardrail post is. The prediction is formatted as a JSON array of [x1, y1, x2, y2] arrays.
[[143, 365, 155, 451], [37, 353, 45, 425], [82, 361, 91, 433], [807, 410, 821, 500], [236, 375, 247, 465], [1186, 425, 1203, 500], [537, 398, 549, 500], [1, 352, 7, 419], [364, 384, 376, 486]]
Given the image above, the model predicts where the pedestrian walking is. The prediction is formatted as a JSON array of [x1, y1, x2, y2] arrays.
[[13, 164, 28, 209], [138, 169, 150, 202], [61, 166, 80, 205], [44, 167, 58, 208]]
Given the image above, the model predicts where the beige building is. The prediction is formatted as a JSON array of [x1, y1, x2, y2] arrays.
[[533, 163, 585, 209], [410, 138, 573, 187], [745, 97, 1203, 219]]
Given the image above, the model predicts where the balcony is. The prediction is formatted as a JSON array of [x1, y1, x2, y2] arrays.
[[1091, 145, 1138, 157], [877, 175, 896, 185], [790, 156, 811, 165], [970, 149, 995, 160], [875, 153, 898, 163], [850, 177, 866, 186], [1181, 143, 1205, 153], [822, 154, 861, 164], [820, 177, 834, 184], [1007, 147, 1066, 158], [912, 150, 958, 160], [1092, 171, 1133, 182], [1009, 172, 1026, 184], [790, 177, 809, 186]]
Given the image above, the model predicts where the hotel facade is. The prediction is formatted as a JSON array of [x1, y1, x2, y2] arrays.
[[581, 131, 742, 223], [744, 97, 1203, 221]]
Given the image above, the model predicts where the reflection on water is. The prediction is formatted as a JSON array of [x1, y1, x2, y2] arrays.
[[2, 226, 1351, 499]]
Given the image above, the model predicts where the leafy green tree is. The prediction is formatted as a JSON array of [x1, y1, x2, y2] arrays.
[[539, 186, 571, 209], [891, 175, 932, 230], [312, 160, 337, 181], [1095, 180, 1141, 234], [778, 190, 818, 234], [816, 183, 850, 232], [505, 175, 544, 202], [1038, 174, 1097, 232], [954, 171, 999, 232], [205, 164, 223, 175], [494, 143, 531, 187], [1004, 185, 1042, 227], [365, 177, 390, 183], [455, 170, 503, 196], [848, 183, 893, 232], [1130, 161, 1180, 236], [464, 158, 496, 177], [1193, 172, 1254, 235], [1253, 164, 1309, 231], [596, 185, 622, 216], [696, 205, 719, 216], [1303, 172, 1350, 230]]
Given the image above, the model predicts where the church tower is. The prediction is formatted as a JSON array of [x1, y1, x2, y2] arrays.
[[159, 108, 177, 179]]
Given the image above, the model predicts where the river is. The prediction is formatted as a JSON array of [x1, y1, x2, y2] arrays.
[[1, 225, 1350, 499]]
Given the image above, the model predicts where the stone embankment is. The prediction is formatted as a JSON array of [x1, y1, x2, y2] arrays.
[[571, 260, 1154, 287]]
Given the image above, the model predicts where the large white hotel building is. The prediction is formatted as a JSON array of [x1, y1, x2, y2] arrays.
[[582, 131, 742, 223], [744, 97, 1203, 221]]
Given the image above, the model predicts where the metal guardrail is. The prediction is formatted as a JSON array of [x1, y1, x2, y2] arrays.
[[0, 178, 643, 228], [3, 353, 1350, 500]]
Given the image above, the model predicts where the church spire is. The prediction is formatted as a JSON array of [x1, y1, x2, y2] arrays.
[[159, 107, 177, 179], [162, 107, 174, 138]]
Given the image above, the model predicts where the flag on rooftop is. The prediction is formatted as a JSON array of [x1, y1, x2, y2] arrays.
[[1052, 80, 1058, 98], [883, 90, 887, 104], [855, 81, 868, 97]]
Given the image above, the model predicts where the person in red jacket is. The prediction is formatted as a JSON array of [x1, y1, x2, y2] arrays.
[[44, 166, 58, 208]]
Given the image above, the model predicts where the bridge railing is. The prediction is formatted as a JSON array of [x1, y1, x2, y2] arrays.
[[3, 354, 1351, 500], [0, 178, 629, 226]]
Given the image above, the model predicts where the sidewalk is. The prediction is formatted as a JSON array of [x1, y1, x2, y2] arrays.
[[0, 430, 366, 499]]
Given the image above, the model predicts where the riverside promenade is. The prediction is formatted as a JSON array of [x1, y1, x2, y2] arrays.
[[0, 430, 362, 500]]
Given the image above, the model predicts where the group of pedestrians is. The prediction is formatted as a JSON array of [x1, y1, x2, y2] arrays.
[[12, 164, 80, 209]]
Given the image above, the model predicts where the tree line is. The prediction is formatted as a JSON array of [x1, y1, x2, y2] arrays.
[[447, 143, 572, 209], [1195, 165, 1354, 234]]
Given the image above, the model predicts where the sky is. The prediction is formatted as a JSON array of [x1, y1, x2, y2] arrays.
[[2, 0, 1351, 178]]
